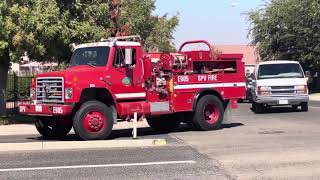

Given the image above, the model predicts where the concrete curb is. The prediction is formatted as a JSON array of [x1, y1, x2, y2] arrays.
[[310, 95, 320, 101], [0, 139, 167, 152]]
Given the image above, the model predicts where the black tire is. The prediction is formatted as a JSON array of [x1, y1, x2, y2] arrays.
[[301, 102, 308, 112], [35, 117, 72, 139], [252, 102, 264, 114], [146, 115, 181, 132], [193, 95, 224, 131], [73, 101, 114, 140]]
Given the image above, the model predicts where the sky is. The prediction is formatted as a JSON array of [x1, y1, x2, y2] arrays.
[[155, 0, 265, 47]]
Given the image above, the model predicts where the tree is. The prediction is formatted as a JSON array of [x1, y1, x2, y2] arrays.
[[115, 0, 179, 51], [0, 0, 179, 116], [248, 0, 320, 69]]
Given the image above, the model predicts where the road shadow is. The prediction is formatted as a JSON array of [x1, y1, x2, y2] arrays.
[[250, 106, 303, 114], [26, 134, 81, 141], [25, 122, 244, 142]]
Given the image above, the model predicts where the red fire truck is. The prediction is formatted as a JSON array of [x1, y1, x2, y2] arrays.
[[19, 36, 245, 140]]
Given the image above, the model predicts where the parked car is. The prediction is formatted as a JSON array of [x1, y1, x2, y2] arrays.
[[251, 60, 309, 113]]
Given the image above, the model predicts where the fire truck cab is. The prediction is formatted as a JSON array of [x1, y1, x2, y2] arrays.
[[19, 36, 245, 140]]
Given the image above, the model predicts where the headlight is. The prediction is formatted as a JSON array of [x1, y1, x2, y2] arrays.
[[30, 88, 35, 99], [65, 88, 73, 99], [295, 85, 308, 94], [257, 86, 271, 95]]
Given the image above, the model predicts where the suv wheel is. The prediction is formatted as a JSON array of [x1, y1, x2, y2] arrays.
[[252, 102, 264, 114], [292, 105, 299, 110], [301, 102, 308, 112]]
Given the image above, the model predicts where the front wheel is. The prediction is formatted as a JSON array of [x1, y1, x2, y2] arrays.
[[73, 101, 114, 140], [193, 95, 224, 131], [292, 105, 299, 110], [252, 102, 264, 114], [35, 117, 72, 139]]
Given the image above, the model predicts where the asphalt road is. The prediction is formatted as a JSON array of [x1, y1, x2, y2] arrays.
[[1, 101, 320, 179], [0, 143, 228, 179], [171, 101, 320, 179]]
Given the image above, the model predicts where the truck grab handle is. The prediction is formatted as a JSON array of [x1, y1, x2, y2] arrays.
[[178, 40, 215, 60]]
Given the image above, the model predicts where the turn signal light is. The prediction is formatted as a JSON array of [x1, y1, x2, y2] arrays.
[[295, 85, 308, 94], [257, 86, 271, 95]]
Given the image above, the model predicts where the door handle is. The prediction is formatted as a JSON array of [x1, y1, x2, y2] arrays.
[[100, 77, 112, 86]]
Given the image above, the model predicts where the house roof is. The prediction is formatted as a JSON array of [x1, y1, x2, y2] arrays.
[[214, 45, 259, 65]]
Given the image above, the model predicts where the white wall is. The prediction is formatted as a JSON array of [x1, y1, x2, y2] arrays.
[[10, 63, 20, 72]]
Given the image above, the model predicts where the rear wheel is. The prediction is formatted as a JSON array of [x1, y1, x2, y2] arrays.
[[146, 115, 181, 132], [35, 117, 72, 139], [193, 95, 224, 131], [301, 102, 308, 112], [73, 101, 114, 140]]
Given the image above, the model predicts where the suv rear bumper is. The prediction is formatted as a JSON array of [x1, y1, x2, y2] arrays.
[[19, 103, 73, 116], [254, 95, 309, 106]]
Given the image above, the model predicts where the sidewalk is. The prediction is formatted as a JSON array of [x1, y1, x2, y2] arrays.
[[310, 93, 320, 101], [0, 121, 149, 136]]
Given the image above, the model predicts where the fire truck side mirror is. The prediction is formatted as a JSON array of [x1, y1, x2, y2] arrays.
[[125, 48, 133, 65]]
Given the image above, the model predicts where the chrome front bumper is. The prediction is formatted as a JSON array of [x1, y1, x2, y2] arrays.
[[254, 95, 309, 106]]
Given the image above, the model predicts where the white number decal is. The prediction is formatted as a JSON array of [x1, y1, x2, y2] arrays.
[[53, 107, 63, 114], [178, 76, 189, 82]]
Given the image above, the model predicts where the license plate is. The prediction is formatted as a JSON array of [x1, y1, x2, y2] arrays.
[[279, 100, 288, 105], [35, 105, 43, 112]]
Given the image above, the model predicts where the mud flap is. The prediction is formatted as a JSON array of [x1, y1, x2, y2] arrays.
[[223, 101, 232, 123]]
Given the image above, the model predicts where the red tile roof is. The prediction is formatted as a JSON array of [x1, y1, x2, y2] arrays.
[[214, 45, 260, 65]]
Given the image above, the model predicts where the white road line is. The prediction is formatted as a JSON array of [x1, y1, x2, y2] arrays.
[[0, 160, 196, 172]]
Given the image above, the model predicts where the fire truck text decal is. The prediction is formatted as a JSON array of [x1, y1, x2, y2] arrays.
[[178, 75, 219, 83], [197, 75, 217, 82]]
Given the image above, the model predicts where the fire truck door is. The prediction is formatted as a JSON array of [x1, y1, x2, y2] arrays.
[[107, 47, 145, 100]]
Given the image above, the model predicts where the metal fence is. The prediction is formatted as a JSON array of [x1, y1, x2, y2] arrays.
[[6, 72, 34, 115]]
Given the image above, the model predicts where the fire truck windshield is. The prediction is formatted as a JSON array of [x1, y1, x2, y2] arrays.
[[70, 46, 110, 67]]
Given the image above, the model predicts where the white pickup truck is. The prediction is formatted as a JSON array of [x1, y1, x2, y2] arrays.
[[251, 60, 309, 113]]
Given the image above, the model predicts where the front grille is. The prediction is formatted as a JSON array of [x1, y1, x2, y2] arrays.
[[272, 90, 295, 94], [36, 77, 64, 103], [271, 86, 294, 90], [271, 86, 295, 95]]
